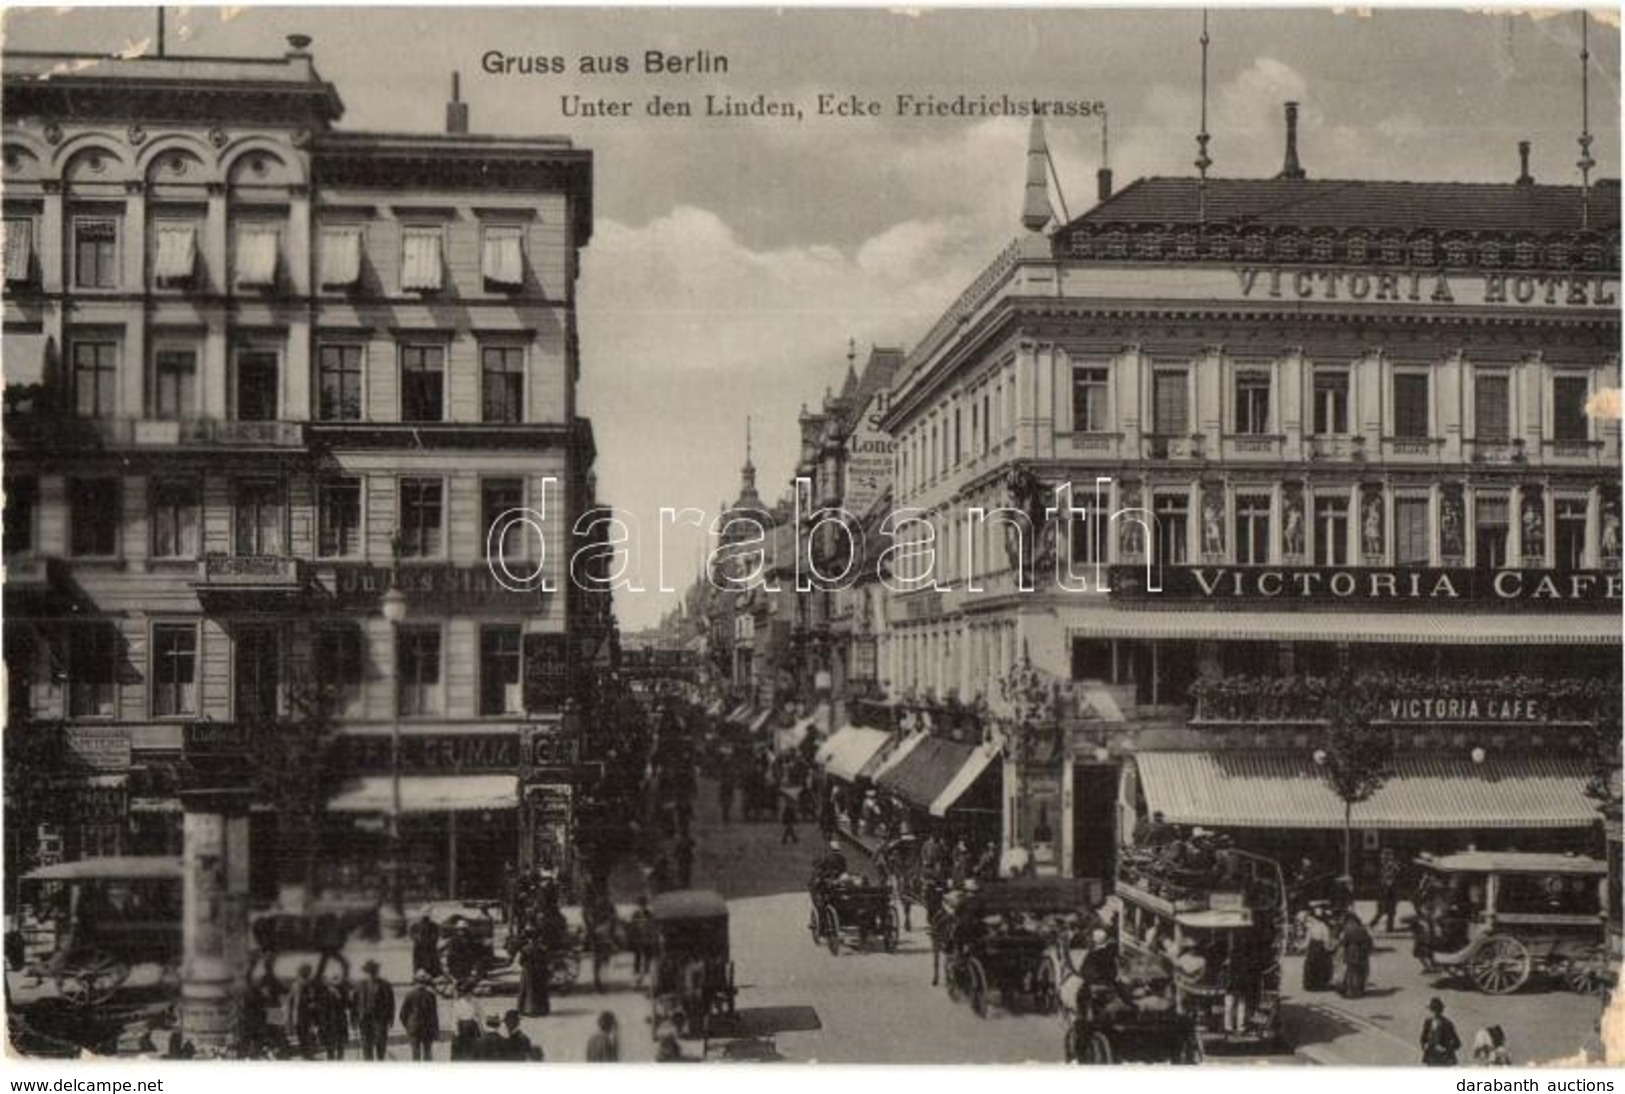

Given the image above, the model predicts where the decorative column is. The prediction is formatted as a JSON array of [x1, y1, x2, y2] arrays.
[[178, 786, 253, 1055]]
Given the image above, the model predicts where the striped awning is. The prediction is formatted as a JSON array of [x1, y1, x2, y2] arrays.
[[817, 726, 893, 783], [878, 736, 982, 812], [1133, 751, 1599, 830], [1069, 611, 1621, 646], [929, 742, 1002, 817]]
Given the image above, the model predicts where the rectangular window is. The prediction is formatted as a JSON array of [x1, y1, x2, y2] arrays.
[[150, 480, 200, 559], [1553, 375, 1590, 442], [401, 344, 445, 422], [399, 478, 443, 558], [152, 347, 197, 420], [234, 349, 279, 421], [1234, 370, 1271, 435], [1394, 497, 1430, 565], [481, 225, 524, 289], [4, 475, 37, 555], [1475, 496, 1510, 569], [317, 477, 363, 558], [319, 226, 364, 289], [1069, 505, 1108, 566], [151, 623, 198, 717], [397, 627, 442, 717], [3, 217, 34, 283], [68, 624, 118, 718], [480, 626, 524, 716], [1234, 494, 1271, 565], [401, 227, 444, 292], [152, 221, 198, 287], [1152, 370, 1188, 435], [1072, 367, 1109, 432], [1474, 372, 1510, 441], [981, 393, 991, 452], [1313, 370, 1349, 435], [69, 478, 120, 557], [232, 479, 285, 556], [73, 340, 118, 418], [1555, 499, 1588, 569], [1393, 372, 1430, 438], [482, 478, 525, 562], [234, 625, 280, 723], [481, 345, 525, 424], [953, 407, 962, 466], [1153, 493, 1188, 565], [316, 626, 365, 713], [1313, 496, 1350, 566], [233, 223, 280, 290], [73, 218, 118, 289], [317, 344, 364, 422]]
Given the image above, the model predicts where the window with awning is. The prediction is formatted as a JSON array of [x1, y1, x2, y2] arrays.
[[401, 227, 443, 291], [234, 224, 280, 289], [482, 225, 524, 288], [153, 222, 197, 286], [320, 226, 364, 289], [3, 218, 33, 283]]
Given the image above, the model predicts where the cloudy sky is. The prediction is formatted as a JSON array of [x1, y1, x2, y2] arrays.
[[6, 6, 1619, 627]]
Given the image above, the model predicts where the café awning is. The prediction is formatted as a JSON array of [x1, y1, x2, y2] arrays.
[[327, 775, 517, 814], [878, 736, 984, 813], [1068, 610, 1621, 646], [1132, 751, 1599, 831], [817, 726, 893, 783], [929, 742, 1002, 817]]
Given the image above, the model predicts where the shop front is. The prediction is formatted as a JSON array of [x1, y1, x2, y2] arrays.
[[875, 734, 1003, 845]]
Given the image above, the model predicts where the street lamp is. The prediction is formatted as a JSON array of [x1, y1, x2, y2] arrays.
[[380, 584, 408, 938], [1470, 746, 1487, 765]]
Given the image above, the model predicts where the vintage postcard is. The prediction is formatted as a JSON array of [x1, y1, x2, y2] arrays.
[[0, 4, 1619, 1072]]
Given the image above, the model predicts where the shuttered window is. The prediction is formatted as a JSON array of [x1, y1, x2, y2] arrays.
[[482, 225, 524, 288], [320, 226, 364, 289], [153, 222, 198, 285], [401, 227, 443, 291], [234, 224, 280, 289]]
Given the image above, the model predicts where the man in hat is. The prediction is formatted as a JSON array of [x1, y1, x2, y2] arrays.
[[812, 840, 848, 887], [399, 969, 440, 1060], [780, 795, 800, 845], [501, 1008, 541, 1061], [409, 912, 441, 979], [674, 830, 697, 890], [1420, 997, 1461, 1066], [285, 963, 320, 1059], [474, 1013, 507, 1061], [353, 959, 395, 1061]]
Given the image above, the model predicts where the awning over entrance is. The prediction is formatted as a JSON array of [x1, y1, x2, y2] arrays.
[[817, 726, 893, 783], [878, 736, 982, 813], [328, 775, 518, 814], [929, 743, 1002, 818], [1069, 611, 1621, 646], [1133, 751, 1598, 830]]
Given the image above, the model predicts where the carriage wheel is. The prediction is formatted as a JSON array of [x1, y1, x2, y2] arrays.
[[57, 952, 129, 1008], [1079, 1030, 1113, 1065], [824, 908, 842, 956], [946, 958, 966, 1002], [808, 905, 823, 945], [967, 958, 989, 1018], [1468, 936, 1531, 995], [1559, 956, 1607, 996]]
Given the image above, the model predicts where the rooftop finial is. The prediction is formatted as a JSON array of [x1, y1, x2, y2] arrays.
[[1097, 111, 1113, 203], [1021, 116, 1056, 232], [446, 71, 470, 134], [1577, 11, 1595, 227], [1516, 140, 1534, 187], [745, 414, 753, 468], [1195, 10, 1213, 223], [1278, 101, 1306, 180]]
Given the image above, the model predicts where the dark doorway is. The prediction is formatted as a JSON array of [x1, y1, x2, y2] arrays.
[[1072, 763, 1118, 883]]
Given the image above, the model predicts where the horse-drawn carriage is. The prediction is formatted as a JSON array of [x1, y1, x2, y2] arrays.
[[1113, 846, 1287, 1054], [808, 879, 899, 954], [649, 890, 737, 1043], [16, 856, 184, 1007], [1410, 851, 1610, 995], [933, 878, 1101, 1018]]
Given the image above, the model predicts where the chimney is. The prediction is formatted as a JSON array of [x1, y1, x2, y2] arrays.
[[1097, 167, 1114, 203], [1278, 101, 1306, 180], [446, 72, 470, 134], [286, 34, 312, 56], [1516, 140, 1534, 186]]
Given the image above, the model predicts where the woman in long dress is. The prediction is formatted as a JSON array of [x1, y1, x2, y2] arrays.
[[1301, 906, 1335, 991]]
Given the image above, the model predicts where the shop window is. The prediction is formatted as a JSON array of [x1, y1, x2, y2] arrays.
[[5, 474, 38, 555], [1234, 370, 1271, 434], [480, 626, 524, 716], [1153, 492, 1188, 566], [151, 623, 197, 717], [1234, 494, 1271, 565], [1555, 499, 1588, 569], [317, 477, 362, 558], [73, 339, 119, 418], [1475, 496, 1510, 569], [1313, 371, 1349, 436], [401, 344, 446, 422], [399, 478, 444, 558], [1313, 496, 1349, 566], [481, 345, 525, 424], [152, 347, 197, 421], [1474, 372, 1510, 440], [1394, 496, 1430, 565], [69, 478, 120, 557], [233, 479, 285, 556], [68, 624, 118, 718], [1553, 375, 1590, 442], [397, 627, 442, 717], [318, 344, 364, 422], [150, 480, 200, 559], [1393, 373, 1430, 438], [73, 217, 118, 289]]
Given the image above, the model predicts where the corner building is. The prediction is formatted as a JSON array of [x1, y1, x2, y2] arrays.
[[1, 43, 595, 902], [881, 149, 1621, 889]]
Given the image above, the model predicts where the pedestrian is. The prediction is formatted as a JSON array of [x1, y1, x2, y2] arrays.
[[284, 963, 320, 1060], [1370, 848, 1403, 933], [517, 933, 551, 1017], [674, 830, 696, 890], [450, 984, 483, 1060], [317, 967, 351, 1060], [586, 1010, 620, 1062], [974, 841, 999, 882], [952, 840, 973, 887], [1301, 904, 1335, 992], [502, 1008, 542, 1061], [780, 796, 800, 844], [1221, 935, 1259, 1034], [1420, 997, 1462, 1066], [628, 895, 655, 988], [1473, 1024, 1512, 1066], [399, 969, 440, 1061], [1338, 910, 1373, 999], [409, 911, 441, 978], [589, 901, 619, 993], [648, 852, 673, 895], [819, 790, 839, 842], [352, 959, 395, 1062], [474, 1014, 507, 1061]]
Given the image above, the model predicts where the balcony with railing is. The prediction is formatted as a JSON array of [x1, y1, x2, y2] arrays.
[[193, 553, 310, 605], [1142, 433, 1206, 461]]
